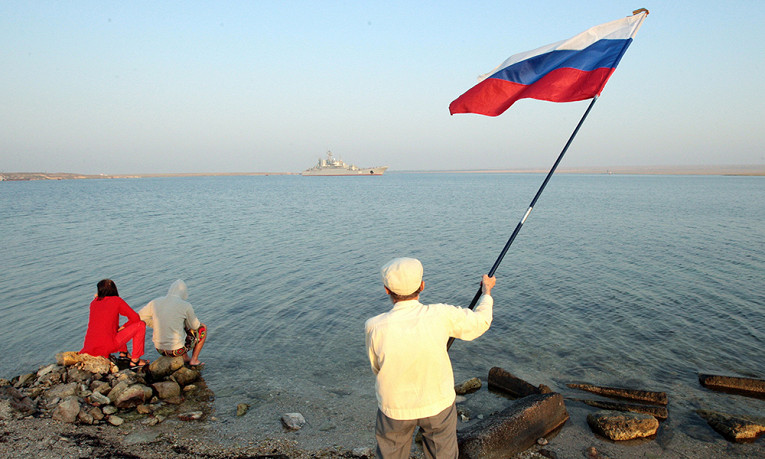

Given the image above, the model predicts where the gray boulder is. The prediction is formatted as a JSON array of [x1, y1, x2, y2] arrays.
[[107, 381, 129, 404], [36, 370, 63, 387], [171, 367, 200, 386], [67, 367, 93, 383], [110, 383, 152, 409], [44, 382, 79, 400], [148, 356, 185, 379], [152, 381, 181, 400], [52, 396, 81, 424], [88, 391, 111, 406], [78, 408, 95, 425], [91, 380, 111, 394], [13, 373, 35, 388], [111, 369, 143, 386], [2, 386, 38, 416], [88, 406, 105, 421], [37, 364, 60, 378]]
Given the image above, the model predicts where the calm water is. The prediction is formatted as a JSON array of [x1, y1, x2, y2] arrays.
[[1, 173, 763, 451]]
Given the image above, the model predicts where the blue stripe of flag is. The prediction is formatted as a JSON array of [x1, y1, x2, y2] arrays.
[[490, 38, 632, 85]]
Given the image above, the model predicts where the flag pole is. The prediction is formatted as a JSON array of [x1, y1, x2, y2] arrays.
[[447, 95, 600, 350]]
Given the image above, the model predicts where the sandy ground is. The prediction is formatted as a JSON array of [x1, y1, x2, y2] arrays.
[[0, 416, 361, 459], [2, 399, 763, 459], [2, 361, 762, 458]]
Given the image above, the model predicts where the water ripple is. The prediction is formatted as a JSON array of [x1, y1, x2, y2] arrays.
[[1, 173, 763, 431]]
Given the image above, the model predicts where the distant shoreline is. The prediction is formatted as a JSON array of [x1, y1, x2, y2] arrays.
[[2, 165, 764, 181], [409, 165, 765, 176]]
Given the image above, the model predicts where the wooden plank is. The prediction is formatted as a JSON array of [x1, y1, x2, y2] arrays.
[[567, 383, 667, 405]]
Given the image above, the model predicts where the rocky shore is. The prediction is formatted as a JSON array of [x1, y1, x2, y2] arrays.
[[2, 354, 764, 458], [0, 352, 368, 458]]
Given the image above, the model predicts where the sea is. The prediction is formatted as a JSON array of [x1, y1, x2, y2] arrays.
[[1, 172, 763, 453]]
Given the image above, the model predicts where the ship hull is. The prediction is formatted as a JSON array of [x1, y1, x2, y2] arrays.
[[301, 166, 388, 176]]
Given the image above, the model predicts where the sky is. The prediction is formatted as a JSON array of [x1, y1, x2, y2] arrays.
[[2, 1, 764, 174]]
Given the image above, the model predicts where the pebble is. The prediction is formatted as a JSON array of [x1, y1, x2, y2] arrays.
[[141, 416, 160, 426], [178, 411, 204, 421], [136, 404, 152, 414], [236, 403, 250, 417], [281, 412, 306, 430], [107, 415, 124, 426], [352, 446, 374, 457], [454, 377, 482, 395]]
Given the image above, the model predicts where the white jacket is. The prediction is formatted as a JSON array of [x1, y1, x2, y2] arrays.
[[139, 280, 201, 350]]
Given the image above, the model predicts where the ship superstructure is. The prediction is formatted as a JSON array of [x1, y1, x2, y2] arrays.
[[301, 151, 388, 176]]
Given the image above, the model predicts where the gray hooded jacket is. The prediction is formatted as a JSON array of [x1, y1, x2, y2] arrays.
[[139, 280, 201, 350]]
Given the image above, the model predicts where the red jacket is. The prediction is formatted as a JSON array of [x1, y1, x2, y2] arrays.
[[80, 296, 141, 358]]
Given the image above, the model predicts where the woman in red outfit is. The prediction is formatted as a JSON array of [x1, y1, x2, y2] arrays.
[[80, 279, 148, 367]]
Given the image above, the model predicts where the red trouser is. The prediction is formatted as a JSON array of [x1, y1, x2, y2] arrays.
[[115, 321, 146, 359]]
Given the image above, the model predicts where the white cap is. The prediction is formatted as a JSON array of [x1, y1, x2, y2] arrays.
[[381, 258, 423, 295]]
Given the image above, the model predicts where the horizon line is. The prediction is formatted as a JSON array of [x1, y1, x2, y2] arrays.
[[2, 164, 765, 181]]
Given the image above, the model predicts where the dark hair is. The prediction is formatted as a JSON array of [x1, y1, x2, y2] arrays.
[[388, 284, 423, 302], [96, 279, 119, 298]]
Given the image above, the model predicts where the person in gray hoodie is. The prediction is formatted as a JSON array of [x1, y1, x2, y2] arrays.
[[139, 279, 207, 366]]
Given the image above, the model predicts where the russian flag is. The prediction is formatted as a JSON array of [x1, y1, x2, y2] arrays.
[[449, 10, 648, 116]]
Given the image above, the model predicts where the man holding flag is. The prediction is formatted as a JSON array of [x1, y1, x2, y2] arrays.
[[365, 9, 647, 458], [365, 258, 495, 459]]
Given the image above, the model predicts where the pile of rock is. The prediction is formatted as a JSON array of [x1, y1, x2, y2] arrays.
[[0, 352, 213, 427]]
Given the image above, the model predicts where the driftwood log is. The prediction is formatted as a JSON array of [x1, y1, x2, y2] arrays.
[[571, 398, 668, 420], [457, 392, 568, 459], [697, 409, 765, 442], [698, 373, 765, 399], [487, 367, 551, 398], [567, 383, 667, 405]]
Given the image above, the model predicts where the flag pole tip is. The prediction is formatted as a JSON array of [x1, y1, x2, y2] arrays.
[[632, 8, 649, 15]]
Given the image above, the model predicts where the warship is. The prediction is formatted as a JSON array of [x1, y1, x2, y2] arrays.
[[301, 151, 388, 176]]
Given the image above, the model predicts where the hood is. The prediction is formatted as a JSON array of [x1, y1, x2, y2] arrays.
[[166, 279, 188, 300]]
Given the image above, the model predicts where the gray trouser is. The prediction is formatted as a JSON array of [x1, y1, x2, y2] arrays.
[[375, 403, 458, 459]]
